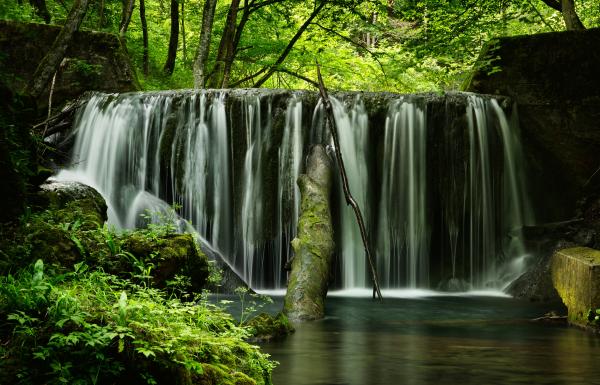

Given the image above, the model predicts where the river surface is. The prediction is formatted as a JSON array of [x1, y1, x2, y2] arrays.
[[255, 291, 600, 385]]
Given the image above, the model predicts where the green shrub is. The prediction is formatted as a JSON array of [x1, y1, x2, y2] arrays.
[[0, 260, 276, 385]]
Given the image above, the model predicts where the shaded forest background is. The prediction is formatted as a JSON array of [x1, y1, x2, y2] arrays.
[[1, 0, 599, 92]]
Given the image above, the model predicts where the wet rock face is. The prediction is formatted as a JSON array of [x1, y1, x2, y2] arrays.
[[551, 247, 600, 325], [467, 27, 600, 222]]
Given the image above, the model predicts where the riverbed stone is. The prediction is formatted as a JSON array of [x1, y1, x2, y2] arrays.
[[551, 247, 600, 325]]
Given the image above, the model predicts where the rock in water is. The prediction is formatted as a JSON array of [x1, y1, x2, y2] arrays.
[[552, 247, 600, 326], [283, 145, 334, 321]]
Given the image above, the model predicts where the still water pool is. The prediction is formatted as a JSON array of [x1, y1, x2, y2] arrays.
[[257, 291, 600, 385]]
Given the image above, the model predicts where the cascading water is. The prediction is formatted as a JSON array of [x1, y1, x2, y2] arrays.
[[466, 96, 498, 287], [239, 95, 267, 287], [59, 90, 532, 291], [376, 99, 429, 288], [169, 93, 232, 254], [330, 96, 371, 289], [275, 96, 304, 288]]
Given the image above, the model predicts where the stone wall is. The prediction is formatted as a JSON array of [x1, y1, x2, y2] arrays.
[[467, 27, 600, 222], [552, 247, 600, 325], [0, 20, 140, 109]]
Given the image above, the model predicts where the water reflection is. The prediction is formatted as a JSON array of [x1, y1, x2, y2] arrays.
[[261, 296, 600, 385]]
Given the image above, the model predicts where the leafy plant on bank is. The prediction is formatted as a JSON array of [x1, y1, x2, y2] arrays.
[[587, 308, 600, 326], [0, 260, 276, 385]]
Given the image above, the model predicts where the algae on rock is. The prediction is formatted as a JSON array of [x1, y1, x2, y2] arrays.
[[551, 247, 600, 325], [283, 145, 334, 321], [245, 312, 295, 342]]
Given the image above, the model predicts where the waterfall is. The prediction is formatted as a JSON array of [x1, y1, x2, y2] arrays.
[[169, 93, 232, 254], [276, 96, 304, 288], [59, 90, 532, 291], [376, 99, 429, 288], [239, 96, 263, 286], [331, 96, 370, 289]]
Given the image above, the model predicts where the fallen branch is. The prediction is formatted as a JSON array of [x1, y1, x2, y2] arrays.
[[32, 94, 87, 137], [316, 62, 383, 302]]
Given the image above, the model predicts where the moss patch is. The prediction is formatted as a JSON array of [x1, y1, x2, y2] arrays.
[[245, 312, 294, 343], [551, 247, 600, 325]]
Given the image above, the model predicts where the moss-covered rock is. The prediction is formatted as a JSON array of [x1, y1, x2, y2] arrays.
[[283, 145, 334, 321], [194, 363, 257, 385], [0, 180, 107, 272], [245, 312, 294, 343], [551, 247, 600, 325], [0, 19, 139, 109], [121, 232, 210, 292], [34, 179, 108, 229]]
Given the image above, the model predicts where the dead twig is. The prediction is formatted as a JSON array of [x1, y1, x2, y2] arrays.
[[315, 62, 383, 302]]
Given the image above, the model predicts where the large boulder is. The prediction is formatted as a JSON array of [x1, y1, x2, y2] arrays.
[[34, 179, 108, 229], [0, 180, 107, 272], [551, 247, 600, 326]]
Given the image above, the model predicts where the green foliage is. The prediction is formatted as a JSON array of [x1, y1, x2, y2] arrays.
[[0, 260, 276, 385], [67, 58, 103, 84], [2, 0, 599, 92], [0, 203, 217, 309], [232, 286, 274, 326], [244, 312, 294, 343], [587, 308, 600, 326]]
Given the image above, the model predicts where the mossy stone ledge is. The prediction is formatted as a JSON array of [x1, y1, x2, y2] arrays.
[[551, 247, 600, 326]]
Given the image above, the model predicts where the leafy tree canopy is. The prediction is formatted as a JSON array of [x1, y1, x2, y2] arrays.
[[2, 0, 599, 92]]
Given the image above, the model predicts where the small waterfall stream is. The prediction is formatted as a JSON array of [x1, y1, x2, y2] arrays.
[[376, 99, 429, 288], [58, 89, 532, 291], [331, 96, 371, 289]]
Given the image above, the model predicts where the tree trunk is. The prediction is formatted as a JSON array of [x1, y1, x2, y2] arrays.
[[98, 0, 105, 28], [207, 0, 241, 88], [29, 0, 51, 23], [253, 1, 325, 88], [119, 0, 136, 39], [163, 0, 180, 75], [25, 0, 90, 99], [387, 0, 394, 17], [193, 0, 217, 88], [283, 145, 335, 322], [561, 0, 585, 30], [140, 0, 149, 75], [181, 0, 187, 63]]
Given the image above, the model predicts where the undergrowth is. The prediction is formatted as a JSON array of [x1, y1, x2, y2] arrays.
[[0, 259, 275, 385]]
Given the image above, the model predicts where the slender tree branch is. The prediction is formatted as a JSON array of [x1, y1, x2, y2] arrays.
[[229, 68, 267, 87], [315, 62, 383, 302], [313, 21, 388, 84], [277, 68, 319, 88], [526, 0, 556, 31], [240, 0, 285, 13], [540, 0, 562, 11], [253, 1, 326, 87]]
